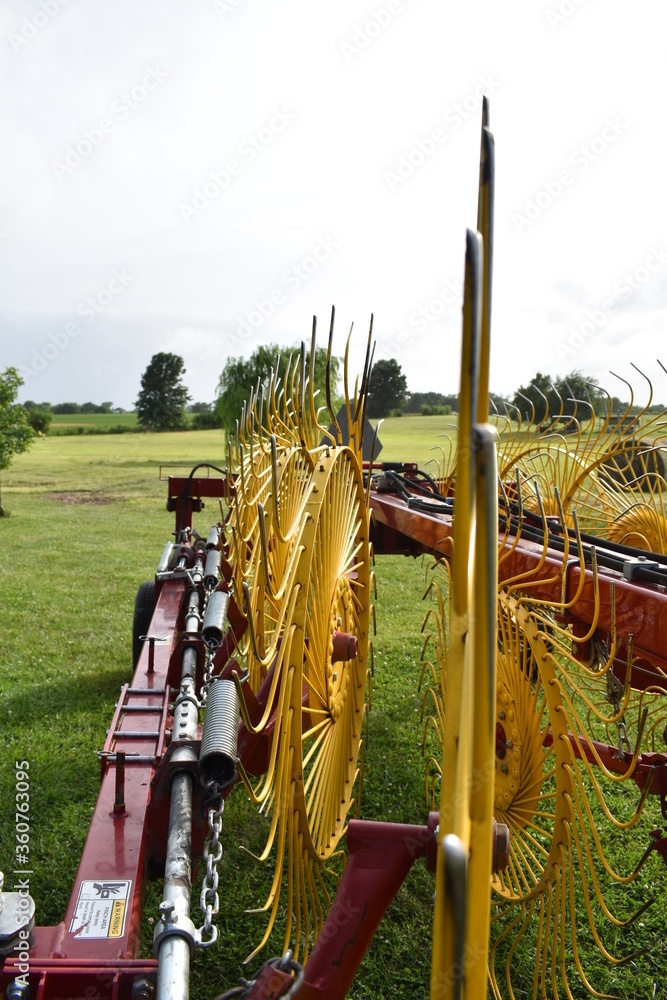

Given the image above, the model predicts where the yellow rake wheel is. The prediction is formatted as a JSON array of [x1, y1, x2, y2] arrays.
[[228, 442, 273, 627], [295, 446, 370, 860], [606, 504, 667, 553], [241, 444, 372, 964], [242, 443, 315, 690], [492, 596, 571, 904]]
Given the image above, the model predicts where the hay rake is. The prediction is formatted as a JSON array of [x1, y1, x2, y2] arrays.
[[2, 103, 666, 1000]]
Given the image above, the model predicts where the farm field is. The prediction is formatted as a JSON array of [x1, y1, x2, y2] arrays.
[[48, 411, 140, 431], [0, 420, 665, 998]]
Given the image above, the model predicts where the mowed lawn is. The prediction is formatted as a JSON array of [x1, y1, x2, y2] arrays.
[[0, 418, 664, 998]]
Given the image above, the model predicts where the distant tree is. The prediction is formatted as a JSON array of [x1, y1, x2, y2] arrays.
[[367, 359, 408, 419], [419, 403, 451, 416], [512, 372, 553, 425], [192, 409, 221, 430], [81, 402, 98, 413], [188, 401, 213, 414], [52, 402, 81, 414], [26, 409, 52, 434], [489, 392, 512, 413], [404, 391, 458, 414], [136, 353, 190, 431], [216, 344, 340, 436], [513, 371, 603, 426], [100, 401, 113, 413], [0, 368, 35, 516]]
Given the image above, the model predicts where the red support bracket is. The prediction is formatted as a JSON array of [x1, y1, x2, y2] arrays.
[[241, 813, 439, 1000]]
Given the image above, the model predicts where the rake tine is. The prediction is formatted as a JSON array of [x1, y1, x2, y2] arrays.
[[354, 313, 374, 425], [326, 305, 342, 446]]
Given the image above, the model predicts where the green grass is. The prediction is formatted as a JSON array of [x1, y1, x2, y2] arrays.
[[49, 411, 139, 430], [46, 412, 214, 433], [372, 414, 459, 470], [0, 427, 665, 998]]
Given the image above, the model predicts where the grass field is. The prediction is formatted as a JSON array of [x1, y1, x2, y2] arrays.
[[48, 411, 140, 431], [0, 419, 665, 999]]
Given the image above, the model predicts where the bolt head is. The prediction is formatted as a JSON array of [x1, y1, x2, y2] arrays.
[[158, 899, 176, 923], [131, 978, 156, 1000], [6, 981, 30, 1000]]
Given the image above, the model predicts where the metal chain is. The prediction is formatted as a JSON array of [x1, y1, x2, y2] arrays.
[[197, 550, 228, 947], [606, 664, 632, 757], [197, 794, 224, 947], [198, 579, 220, 706], [199, 647, 216, 706]]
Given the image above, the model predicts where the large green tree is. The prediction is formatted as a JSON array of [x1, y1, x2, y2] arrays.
[[216, 344, 341, 435], [136, 353, 190, 431], [0, 368, 35, 515], [367, 358, 408, 418], [512, 371, 602, 426]]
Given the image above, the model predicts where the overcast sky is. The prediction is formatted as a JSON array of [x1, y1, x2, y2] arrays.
[[1, 0, 666, 409]]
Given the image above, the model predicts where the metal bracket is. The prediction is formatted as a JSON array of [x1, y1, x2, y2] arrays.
[[622, 556, 662, 580], [152, 900, 199, 959]]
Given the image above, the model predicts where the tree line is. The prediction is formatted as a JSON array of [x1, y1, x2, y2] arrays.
[[2, 348, 662, 481], [1, 346, 664, 516], [366, 360, 664, 421]]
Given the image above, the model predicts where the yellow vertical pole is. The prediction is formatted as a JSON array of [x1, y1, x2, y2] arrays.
[[476, 98, 495, 426], [465, 423, 498, 995], [430, 228, 482, 999]]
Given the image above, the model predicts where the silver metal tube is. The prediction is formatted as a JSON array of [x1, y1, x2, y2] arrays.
[[156, 583, 202, 999], [203, 549, 221, 589], [156, 771, 194, 1000], [202, 591, 230, 649], [184, 588, 201, 636], [205, 526, 220, 550], [157, 542, 174, 574]]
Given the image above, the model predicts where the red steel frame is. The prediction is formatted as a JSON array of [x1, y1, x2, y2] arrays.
[[3, 472, 667, 999]]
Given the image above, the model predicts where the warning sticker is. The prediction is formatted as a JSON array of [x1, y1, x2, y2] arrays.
[[69, 880, 131, 939]]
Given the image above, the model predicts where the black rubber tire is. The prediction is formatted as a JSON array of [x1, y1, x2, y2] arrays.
[[132, 580, 156, 667]]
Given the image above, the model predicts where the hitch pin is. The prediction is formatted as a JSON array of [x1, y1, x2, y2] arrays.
[[141, 635, 167, 674], [114, 751, 126, 815]]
